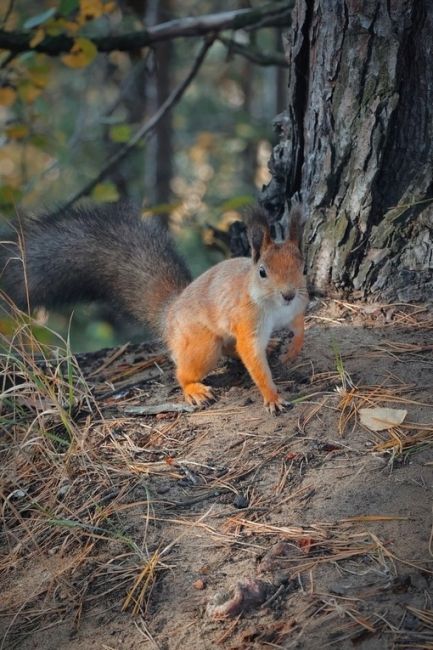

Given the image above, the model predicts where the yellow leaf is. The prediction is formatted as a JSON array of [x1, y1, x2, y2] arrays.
[[0, 87, 16, 107], [6, 124, 29, 139], [61, 37, 97, 68], [45, 17, 80, 35], [18, 82, 42, 103], [109, 123, 132, 143], [30, 28, 46, 48], [0, 316, 18, 337], [28, 69, 49, 89], [0, 185, 22, 206], [91, 182, 120, 202], [79, 0, 104, 21], [62, 19, 81, 34]]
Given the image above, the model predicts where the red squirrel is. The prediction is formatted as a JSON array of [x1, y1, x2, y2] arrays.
[[1, 202, 308, 413]]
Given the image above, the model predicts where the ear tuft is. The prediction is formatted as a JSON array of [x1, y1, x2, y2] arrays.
[[288, 194, 306, 247], [245, 205, 271, 263]]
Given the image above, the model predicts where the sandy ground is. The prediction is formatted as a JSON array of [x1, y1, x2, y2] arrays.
[[1, 300, 432, 649]]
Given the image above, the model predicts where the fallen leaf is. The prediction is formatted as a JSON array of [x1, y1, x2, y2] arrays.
[[298, 536, 314, 554], [285, 452, 301, 461], [359, 407, 407, 432]]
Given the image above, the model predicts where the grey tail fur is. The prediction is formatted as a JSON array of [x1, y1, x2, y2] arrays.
[[0, 202, 192, 334]]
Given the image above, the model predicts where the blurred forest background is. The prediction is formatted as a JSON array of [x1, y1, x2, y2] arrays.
[[0, 0, 289, 350]]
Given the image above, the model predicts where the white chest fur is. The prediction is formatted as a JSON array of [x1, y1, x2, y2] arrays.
[[256, 295, 306, 349]]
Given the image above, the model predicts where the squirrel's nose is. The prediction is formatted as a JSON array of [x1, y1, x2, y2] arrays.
[[281, 290, 296, 303]]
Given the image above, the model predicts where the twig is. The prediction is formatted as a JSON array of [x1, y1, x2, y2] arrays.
[[261, 583, 284, 609], [429, 504, 433, 559], [215, 614, 242, 644], [163, 490, 229, 509], [218, 36, 288, 67], [0, 2, 294, 56], [0, 51, 15, 70], [124, 403, 195, 415], [87, 343, 130, 378], [0, 0, 14, 29], [58, 37, 214, 211]]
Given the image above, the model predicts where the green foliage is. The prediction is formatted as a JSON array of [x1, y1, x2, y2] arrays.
[[219, 195, 255, 211], [59, 0, 80, 16], [91, 181, 120, 202], [109, 123, 133, 143], [23, 8, 57, 30], [0, 0, 281, 349]]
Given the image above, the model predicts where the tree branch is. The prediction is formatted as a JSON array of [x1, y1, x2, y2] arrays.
[[0, 2, 294, 56], [1, 0, 14, 29], [218, 36, 288, 67], [57, 37, 214, 213]]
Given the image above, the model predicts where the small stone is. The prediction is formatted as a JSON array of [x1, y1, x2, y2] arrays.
[[155, 483, 171, 494], [57, 483, 70, 498], [193, 579, 206, 590], [233, 494, 249, 509], [9, 489, 26, 499]]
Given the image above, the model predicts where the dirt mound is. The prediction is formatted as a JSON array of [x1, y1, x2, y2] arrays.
[[1, 301, 432, 649]]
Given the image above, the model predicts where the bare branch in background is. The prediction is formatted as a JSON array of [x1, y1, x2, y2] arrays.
[[218, 36, 288, 67], [0, 2, 294, 56], [58, 37, 215, 213], [0, 0, 15, 28]]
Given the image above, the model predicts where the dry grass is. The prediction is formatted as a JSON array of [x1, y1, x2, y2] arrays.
[[296, 330, 433, 458], [1, 298, 432, 648], [0, 302, 168, 647]]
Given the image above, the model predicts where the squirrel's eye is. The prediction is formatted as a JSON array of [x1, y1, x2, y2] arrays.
[[259, 265, 267, 278]]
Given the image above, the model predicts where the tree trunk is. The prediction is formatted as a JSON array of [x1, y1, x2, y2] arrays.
[[261, 0, 433, 302], [146, 0, 174, 225], [154, 0, 174, 210]]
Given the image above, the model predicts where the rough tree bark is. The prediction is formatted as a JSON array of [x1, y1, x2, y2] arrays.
[[261, 0, 433, 301]]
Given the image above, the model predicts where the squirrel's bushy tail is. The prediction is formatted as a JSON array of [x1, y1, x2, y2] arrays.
[[0, 202, 192, 334]]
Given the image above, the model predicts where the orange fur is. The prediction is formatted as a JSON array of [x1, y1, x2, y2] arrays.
[[280, 313, 305, 363], [164, 216, 309, 413], [1, 201, 307, 413]]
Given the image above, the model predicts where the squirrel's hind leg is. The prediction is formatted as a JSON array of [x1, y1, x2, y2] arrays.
[[172, 327, 222, 407]]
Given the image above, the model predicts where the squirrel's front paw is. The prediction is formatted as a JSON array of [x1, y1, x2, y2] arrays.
[[183, 382, 215, 407], [266, 337, 281, 354], [280, 333, 304, 364], [264, 394, 293, 415], [280, 349, 297, 364]]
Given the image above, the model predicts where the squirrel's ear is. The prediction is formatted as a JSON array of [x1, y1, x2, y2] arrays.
[[246, 206, 271, 263], [287, 195, 306, 247]]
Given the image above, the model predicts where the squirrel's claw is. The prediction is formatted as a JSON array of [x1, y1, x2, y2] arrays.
[[279, 347, 300, 364], [279, 337, 301, 364], [265, 396, 293, 415], [184, 383, 215, 407]]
